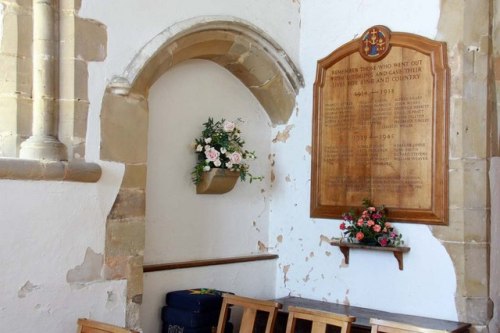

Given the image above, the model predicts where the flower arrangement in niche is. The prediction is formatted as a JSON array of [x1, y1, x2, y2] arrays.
[[192, 117, 262, 185], [340, 199, 404, 247]]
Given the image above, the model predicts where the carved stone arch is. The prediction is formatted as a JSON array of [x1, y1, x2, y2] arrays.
[[110, 16, 304, 124], [100, 17, 303, 328]]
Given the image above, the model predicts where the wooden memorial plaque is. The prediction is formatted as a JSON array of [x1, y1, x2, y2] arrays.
[[310, 26, 449, 225]]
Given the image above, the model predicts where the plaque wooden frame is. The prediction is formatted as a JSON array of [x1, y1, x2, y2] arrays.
[[310, 26, 449, 225]]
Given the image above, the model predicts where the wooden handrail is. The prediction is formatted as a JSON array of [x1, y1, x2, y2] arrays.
[[143, 254, 279, 273]]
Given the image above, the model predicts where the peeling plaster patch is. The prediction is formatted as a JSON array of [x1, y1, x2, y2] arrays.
[[325, 251, 331, 256], [319, 234, 331, 246], [277, 235, 283, 243], [303, 267, 313, 282], [271, 169, 276, 183], [268, 153, 276, 166], [285, 174, 291, 182], [343, 289, 350, 306], [67, 247, 103, 286], [309, 251, 314, 258], [18, 281, 40, 298], [253, 221, 261, 232], [305, 145, 312, 155], [272, 125, 294, 143], [283, 264, 290, 286], [106, 290, 119, 310], [258, 241, 268, 252]]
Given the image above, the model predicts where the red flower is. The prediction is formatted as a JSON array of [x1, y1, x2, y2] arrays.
[[379, 238, 388, 247], [339, 222, 346, 230], [356, 232, 365, 241]]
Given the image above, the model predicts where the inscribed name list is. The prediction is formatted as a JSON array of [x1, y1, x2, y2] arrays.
[[320, 47, 432, 209]]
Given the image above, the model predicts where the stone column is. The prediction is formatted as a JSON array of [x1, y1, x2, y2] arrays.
[[20, 0, 66, 161]]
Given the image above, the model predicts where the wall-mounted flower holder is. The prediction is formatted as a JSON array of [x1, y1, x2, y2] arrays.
[[196, 168, 240, 194], [330, 239, 410, 270]]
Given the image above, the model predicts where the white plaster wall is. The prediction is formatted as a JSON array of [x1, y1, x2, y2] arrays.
[[0, 162, 127, 331], [0, 3, 4, 43], [270, 0, 459, 321], [142, 59, 275, 333]]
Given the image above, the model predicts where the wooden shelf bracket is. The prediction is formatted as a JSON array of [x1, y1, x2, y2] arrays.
[[331, 240, 410, 270]]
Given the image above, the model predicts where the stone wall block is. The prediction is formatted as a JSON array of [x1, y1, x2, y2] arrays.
[[101, 92, 149, 163], [104, 255, 128, 280], [106, 217, 145, 257], [0, 95, 31, 157], [59, 0, 82, 12], [75, 16, 107, 62], [58, 99, 89, 140], [109, 188, 146, 219], [59, 58, 88, 100], [126, 255, 143, 300], [249, 75, 295, 124], [449, 96, 464, 159], [0, 54, 32, 94], [122, 163, 147, 189], [443, 242, 466, 294], [448, 159, 488, 209], [455, 296, 493, 325], [464, 243, 489, 297], [1, 9, 32, 57]]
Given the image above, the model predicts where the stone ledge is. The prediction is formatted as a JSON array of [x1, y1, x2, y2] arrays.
[[0, 157, 101, 182]]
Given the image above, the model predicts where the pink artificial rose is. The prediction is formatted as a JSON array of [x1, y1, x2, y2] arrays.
[[205, 147, 220, 161], [362, 210, 368, 217], [223, 120, 236, 132], [373, 224, 382, 233], [379, 238, 388, 247], [372, 213, 382, 219], [356, 218, 364, 227], [369, 207, 376, 212], [339, 223, 346, 230], [385, 222, 392, 228], [367, 219, 375, 227], [356, 232, 365, 241], [229, 151, 243, 164]]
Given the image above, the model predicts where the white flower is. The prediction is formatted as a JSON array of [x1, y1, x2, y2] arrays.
[[204, 145, 211, 151], [205, 147, 220, 161], [220, 147, 227, 154], [225, 162, 233, 169], [196, 144, 203, 152], [229, 151, 243, 164], [203, 165, 211, 171], [214, 159, 222, 167], [204, 137, 212, 144], [223, 120, 236, 132]]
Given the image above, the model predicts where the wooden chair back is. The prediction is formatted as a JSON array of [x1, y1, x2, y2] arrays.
[[370, 318, 449, 333], [216, 293, 282, 333], [77, 318, 139, 333], [285, 306, 356, 333]]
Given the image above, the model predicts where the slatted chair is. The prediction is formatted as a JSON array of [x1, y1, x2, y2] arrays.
[[370, 318, 449, 333], [216, 293, 282, 333], [285, 306, 356, 333], [77, 318, 139, 333]]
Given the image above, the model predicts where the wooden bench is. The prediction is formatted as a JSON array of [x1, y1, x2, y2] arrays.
[[270, 297, 470, 333]]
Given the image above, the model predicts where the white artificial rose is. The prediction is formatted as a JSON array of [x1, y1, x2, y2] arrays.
[[205, 147, 220, 161], [203, 165, 211, 171], [214, 159, 222, 167], [229, 151, 243, 164], [225, 162, 233, 169], [220, 147, 227, 154], [196, 144, 203, 152], [204, 137, 212, 144], [223, 120, 236, 132]]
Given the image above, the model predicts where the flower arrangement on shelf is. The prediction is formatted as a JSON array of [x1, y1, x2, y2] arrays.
[[339, 199, 404, 247], [191, 117, 263, 185]]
